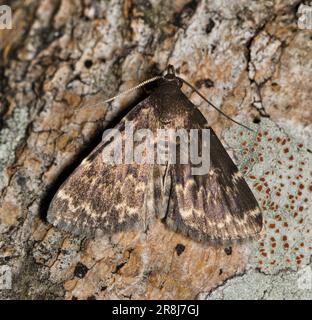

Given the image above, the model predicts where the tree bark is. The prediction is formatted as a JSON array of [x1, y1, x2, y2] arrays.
[[0, 0, 311, 299]]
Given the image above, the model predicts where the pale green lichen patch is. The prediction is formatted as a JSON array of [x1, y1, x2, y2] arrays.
[[206, 267, 312, 300], [0, 107, 30, 190]]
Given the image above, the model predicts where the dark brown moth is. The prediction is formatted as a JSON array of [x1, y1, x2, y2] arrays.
[[47, 66, 263, 242]]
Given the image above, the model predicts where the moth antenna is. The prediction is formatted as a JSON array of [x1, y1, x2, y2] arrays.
[[104, 76, 163, 103], [180, 78, 255, 132], [79, 76, 163, 111]]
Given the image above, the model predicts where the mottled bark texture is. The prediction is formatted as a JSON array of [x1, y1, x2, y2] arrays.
[[0, 0, 311, 299]]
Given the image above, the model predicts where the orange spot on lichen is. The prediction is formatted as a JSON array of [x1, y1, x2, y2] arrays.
[[256, 185, 262, 192], [274, 215, 281, 221]]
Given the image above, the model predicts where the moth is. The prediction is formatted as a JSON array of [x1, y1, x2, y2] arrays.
[[47, 65, 263, 242]]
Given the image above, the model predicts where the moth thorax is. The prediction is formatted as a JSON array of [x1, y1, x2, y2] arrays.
[[163, 74, 183, 88]]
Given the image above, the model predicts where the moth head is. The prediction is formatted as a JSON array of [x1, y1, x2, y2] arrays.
[[162, 64, 183, 88]]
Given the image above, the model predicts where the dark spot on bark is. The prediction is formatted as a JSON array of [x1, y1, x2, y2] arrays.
[[219, 268, 223, 275], [87, 295, 96, 300], [210, 44, 216, 53], [281, 40, 287, 48], [195, 78, 214, 89], [16, 172, 27, 187], [84, 59, 93, 68], [72, 296, 78, 300], [253, 116, 261, 124], [205, 18, 215, 33], [175, 243, 186, 256], [113, 261, 128, 274], [224, 246, 232, 255], [38, 26, 59, 48], [173, 0, 199, 28], [74, 262, 89, 279], [0, 96, 9, 121]]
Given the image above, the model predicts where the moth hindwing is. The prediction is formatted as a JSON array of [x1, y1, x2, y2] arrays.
[[47, 68, 263, 242]]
